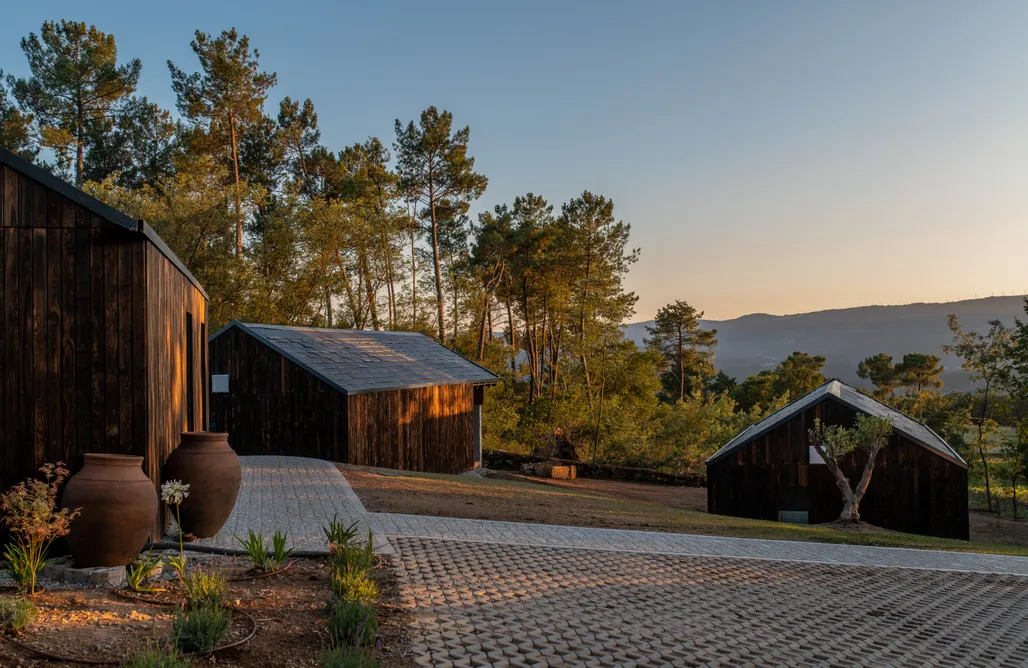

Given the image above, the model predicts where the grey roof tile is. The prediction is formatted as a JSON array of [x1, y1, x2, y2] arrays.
[[213, 322, 498, 394], [706, 379, 966, 468]]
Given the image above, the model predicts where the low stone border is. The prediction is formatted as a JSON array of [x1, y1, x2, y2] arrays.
[[484, 449, 705, 486]]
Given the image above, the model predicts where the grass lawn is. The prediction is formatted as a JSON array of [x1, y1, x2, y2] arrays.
[[339, 464, 1028, 558]]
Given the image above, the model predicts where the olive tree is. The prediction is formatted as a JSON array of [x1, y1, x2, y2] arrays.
[[808, 414, 894, 523]]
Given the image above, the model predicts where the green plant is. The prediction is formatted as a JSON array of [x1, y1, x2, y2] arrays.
[[160, 480, 191, 580], [272, 530, 294, 566], [323, 516, 361, 548], [327, 600, 378, 650], [0, 597, 39, 634], [172, 606, 230, 654], [321, 646, 379, 668], [234, 530, 273, 572], [179, 568, 227, 610], [330, 530, 375, 575], [122, 640, 193, 667], [331, 565, 379, 604], [165, 555, 187, 580], [1, 544, 41, 596], [0, 462, 79, 595], [127, 552, 165, 592]]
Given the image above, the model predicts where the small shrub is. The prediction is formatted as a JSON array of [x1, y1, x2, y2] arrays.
[[327, 600, 378, 650], [0, 462, 79, 595], [321, 646, 379, 668], [127, 552, 164, 592], [330, 530, 375, 575], [0, 597, 38, 634], [179, 568, 227, 610], [323, 516, 361, 548], [172, 606, 230, 654], [122, 640, 193, 667], [331, 565, 378, 604], [234, 530, 272, 572]]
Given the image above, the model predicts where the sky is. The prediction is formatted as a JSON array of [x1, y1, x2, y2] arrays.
[[3, 1, 1028, 321]]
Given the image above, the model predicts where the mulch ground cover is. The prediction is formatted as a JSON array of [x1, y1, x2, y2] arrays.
[[0, 556, 415, 667]]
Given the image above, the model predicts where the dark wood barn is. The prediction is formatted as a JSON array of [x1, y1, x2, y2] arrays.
[[0, 148, 209, 535], [208, 322, 498, 473], [706, 379, 969, 540]]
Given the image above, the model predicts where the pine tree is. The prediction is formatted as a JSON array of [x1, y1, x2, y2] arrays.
[[394, 107, 487, 344], [0, 70, 35, 159], [12, 20, 141, 185], [645, 301, 718, 402], [856, 353, 899, 399], [169, 28, 277, 255]]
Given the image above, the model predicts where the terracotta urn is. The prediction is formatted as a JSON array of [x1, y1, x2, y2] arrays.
[[163, 432, 241, 538], [62, 454, 158, 568]]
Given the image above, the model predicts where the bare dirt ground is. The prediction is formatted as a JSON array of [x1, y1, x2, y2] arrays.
[[340, 464, 1028, 553], [342, 464, 707, 532], [0, 557, 414, 667], [970, 511, 1028, 546]]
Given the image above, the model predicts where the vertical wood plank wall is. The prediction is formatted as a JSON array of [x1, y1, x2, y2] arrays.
[[145, 242, 208, 531], [348, 385, 474, 474], [0, 164, 207, 538], [209, 327, 476, 474], [706, 397, 970, 540], [209, 327, 349, 462]]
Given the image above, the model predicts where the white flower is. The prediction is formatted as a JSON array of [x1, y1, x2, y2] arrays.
[[161, 480, 190, 505]]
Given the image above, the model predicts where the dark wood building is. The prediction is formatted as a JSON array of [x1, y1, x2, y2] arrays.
[[0, 148, 209, 534], [208, 322, 498, 474], [706, 379, 969, 540]]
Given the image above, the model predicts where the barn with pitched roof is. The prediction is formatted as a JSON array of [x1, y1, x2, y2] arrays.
[[0, 147, 209, 537], [706, 379, 969, 540], [208, 322, 498, 473]]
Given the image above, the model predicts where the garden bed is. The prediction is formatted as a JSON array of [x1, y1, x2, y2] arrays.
[[0, 556, 416, 667]]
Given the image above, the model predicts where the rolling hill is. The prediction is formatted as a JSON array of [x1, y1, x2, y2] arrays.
[[622, 296, 1027, 391]]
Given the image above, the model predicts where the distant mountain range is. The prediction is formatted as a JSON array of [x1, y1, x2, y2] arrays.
[[622, 296, 1028, 392]]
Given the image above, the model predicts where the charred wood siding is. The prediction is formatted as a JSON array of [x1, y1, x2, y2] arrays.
[[0, 165, 207, 538], [145, 242, 208, 531], [208, 327, 476, 474], [706, 397, 969, 540], [347, 384, 474, 474], [208, 327, 348, 462]]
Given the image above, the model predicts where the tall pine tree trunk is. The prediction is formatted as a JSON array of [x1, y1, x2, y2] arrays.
[[229, 113, 244, 257]]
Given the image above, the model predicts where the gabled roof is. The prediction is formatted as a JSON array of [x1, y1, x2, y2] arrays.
[[212, 321, 499, 395], [0, 147, 207, 299], [706, 379, 967, 468]]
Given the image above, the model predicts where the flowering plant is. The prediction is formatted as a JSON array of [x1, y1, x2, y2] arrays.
[[161, 480, 191, 577], [160, 480, 190, 506], [0, 463, 80, 595]]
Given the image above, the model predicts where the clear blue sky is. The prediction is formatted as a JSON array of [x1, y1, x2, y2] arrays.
[[4, 1, 1028, 321]]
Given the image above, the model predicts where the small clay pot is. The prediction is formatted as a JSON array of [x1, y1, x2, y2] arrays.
[[163, 432, 241, 538], [62, 454, 158, 568]]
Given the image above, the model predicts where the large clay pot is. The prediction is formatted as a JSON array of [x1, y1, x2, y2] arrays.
[[62, 454, 158, 568], [163, 432, 241, 538]]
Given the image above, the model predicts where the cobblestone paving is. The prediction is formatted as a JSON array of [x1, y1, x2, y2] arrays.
[[175, 456, 382, 553], [394, 536, 1028, 667], [162, 456, 1028, 666], [372, 513, 1028, 576]]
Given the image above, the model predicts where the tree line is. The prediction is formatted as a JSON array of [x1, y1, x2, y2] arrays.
[[3, 20, 1028, 510]]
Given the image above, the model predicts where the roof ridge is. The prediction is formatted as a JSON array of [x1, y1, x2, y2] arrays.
[[706, 377, 966, 468], [0, 147, 208, 299]]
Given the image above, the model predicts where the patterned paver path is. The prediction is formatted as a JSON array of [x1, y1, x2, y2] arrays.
[[180, 456, 386, 553], [193, 456, 1028, 576], [179, 457, 1028, 666]]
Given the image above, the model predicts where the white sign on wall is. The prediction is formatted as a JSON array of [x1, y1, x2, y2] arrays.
[[212, 374, 230, 393], [809, 445, 826, 465]]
